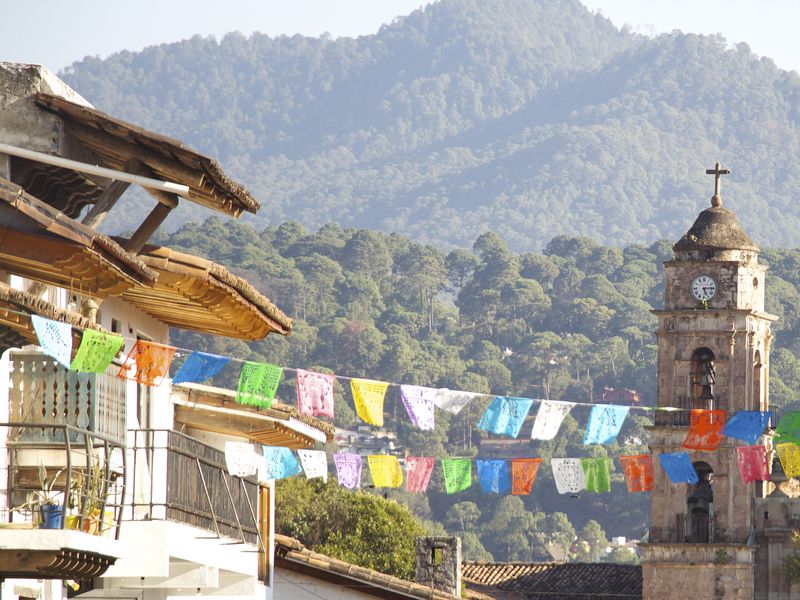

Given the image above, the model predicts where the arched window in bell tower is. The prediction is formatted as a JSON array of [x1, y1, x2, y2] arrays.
[[690, 348, 716, 410], [753, 350, 764, 411], [686, 462, 714, 543]]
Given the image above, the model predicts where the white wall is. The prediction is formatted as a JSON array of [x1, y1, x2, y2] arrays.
[[275, 568, 384, 600]]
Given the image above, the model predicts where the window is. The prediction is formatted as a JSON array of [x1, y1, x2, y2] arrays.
[[753, 350, 764, 411], [690, 348, 716, 410], [686, 462, 714, 543]]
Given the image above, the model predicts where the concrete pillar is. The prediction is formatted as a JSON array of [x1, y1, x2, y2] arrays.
[[414, 537, 461, 596]]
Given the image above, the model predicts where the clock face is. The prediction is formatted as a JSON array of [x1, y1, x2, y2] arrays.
[[691, 275, 717, 301]]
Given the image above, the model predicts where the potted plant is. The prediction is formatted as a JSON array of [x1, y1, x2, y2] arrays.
[[13, 464, 66, 529], [66, 457, 111, 535]]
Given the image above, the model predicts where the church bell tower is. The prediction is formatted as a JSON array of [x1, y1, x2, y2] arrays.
[[641, 164, 777, 600]]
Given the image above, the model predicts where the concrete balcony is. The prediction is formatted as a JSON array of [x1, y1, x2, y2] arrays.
[[0, 423, 125, 579], [89, 430, 268, 599]]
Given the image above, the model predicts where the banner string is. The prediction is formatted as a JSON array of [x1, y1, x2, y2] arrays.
[[7, 304, 779, 417]]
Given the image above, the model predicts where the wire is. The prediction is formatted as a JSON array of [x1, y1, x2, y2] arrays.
[[7, 302, 773, 416]]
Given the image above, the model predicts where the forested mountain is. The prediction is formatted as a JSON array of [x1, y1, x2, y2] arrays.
[[62, 0, 800, 251], [159, 217, 800, 565]]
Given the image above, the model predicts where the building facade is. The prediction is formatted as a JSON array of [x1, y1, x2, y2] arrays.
[[0, 62, 331, 600], [642, 168, 797, 599]]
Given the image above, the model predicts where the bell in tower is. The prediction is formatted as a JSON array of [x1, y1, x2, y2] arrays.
[[641, 163, 779, 600]]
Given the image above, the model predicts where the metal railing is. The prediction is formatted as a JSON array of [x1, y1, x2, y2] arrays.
[[8, 351, 127, 445], [654, 395, 729, 427], [649, 514, 749, 544], [127, 429, 261, 547], [4, 422, 125, 539]]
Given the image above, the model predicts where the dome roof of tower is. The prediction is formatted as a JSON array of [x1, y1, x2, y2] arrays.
[[673, 206, 758, 253]]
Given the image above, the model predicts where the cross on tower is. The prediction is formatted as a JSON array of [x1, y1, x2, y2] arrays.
[[705, 161, 730, 207]]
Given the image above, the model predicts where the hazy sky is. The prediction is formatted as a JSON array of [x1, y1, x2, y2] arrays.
[[2, 1, 799, 74]]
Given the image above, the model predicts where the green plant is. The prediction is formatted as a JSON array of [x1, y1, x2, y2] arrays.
[[714, 549, 730, 565], [11, 464, 66, 519], [783, 532, 800, 581]]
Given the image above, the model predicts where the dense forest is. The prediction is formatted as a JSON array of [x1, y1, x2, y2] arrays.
[[57, 0, 800, 572], [62, 0, 800, 250], [159, 216, 800, 568]]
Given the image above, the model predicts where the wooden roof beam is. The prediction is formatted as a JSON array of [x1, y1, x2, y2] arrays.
[[124, 193, 178, 255]]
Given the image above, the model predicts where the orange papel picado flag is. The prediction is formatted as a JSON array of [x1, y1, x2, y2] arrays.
[[350, 378, 389, 426], [368, 455, 403, 488], [511, 458, 542, 496], [683, 409, 726, 450], [118, 340, 176, 386], [619, 454, 654, 492]]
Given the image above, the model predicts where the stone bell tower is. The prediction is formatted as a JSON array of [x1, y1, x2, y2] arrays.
[[641, 163, 778, 600]]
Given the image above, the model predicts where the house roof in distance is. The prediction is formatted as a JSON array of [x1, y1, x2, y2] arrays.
[[462, 561, 642, 600], [171, 382, 334, 447], [275, 534, 460, 600], [33, 92, 259, 218]]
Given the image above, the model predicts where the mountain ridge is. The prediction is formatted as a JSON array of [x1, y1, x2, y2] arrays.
[[61, 0, 800, 251]]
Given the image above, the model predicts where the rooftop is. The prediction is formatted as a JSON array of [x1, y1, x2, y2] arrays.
[[462, 561, 642, 600], [275, 534, 459, 600], [673, 205, 758, 255]]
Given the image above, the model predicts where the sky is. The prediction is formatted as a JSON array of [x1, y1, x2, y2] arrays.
[[1, 0, 799, 74]]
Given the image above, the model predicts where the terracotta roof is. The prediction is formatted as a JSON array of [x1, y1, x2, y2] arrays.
[[673, 206, 758, 254], [0, 177, 157, 296], [462, 562, 642, 600], [0, 281, 105, 356], [33, 92, 259, 218], [275, 534, 459, 600], [119, 243, 292, 339], [172, 382, 335, 446]]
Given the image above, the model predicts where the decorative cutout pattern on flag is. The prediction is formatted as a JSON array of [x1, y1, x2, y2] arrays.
[[405, 457, 435, 493], [334, 453, 362, 489], [351, 378, 389, 426], [262, 447, 301, 480], [776, 443, 800, 478], [368, 455, 403, 488], [583, 404, 629, 445], [224, 442, 258, 477], [400, 385, 436, 431], [619, 454, 654, 492], [551, 458, 586, 494], [531, 401, 575, 440], [659, 452, 698, 484], [683, 409, 726, 450], [118, 340, 176, 386], [477, 459, 511, 494], [434, 389, 481, 415], [31, 315, 72, 368], [70, 330, 125, 373], [775, 412, 800, 445], [724, 411, 771, 445], [441, 458, 472, 494], [478, 396, 533, 438], [581, 457, 611, 493], [511, 458, 541, 496], [298, 449, 328, 482], [172, 351, 230, 384], [735, 445, 770, 484], [297, 369, 335, 418], [237, 362, 283, 408]]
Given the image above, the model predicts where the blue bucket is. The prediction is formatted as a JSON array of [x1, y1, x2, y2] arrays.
[[40, 504, 63, 529]]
